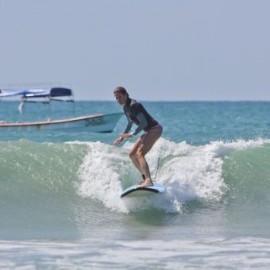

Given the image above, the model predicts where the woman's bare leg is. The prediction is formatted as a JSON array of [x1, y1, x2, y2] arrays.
[[129, 136, 144, 176], [137, 126, 162, 186]]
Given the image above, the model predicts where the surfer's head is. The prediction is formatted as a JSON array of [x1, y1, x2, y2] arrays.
[[114, 86, 129, 105]]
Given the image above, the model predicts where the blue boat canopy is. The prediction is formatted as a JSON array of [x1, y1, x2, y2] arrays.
[[0, 89, 48, 98], [0, 87, 74, 113], [0, 87, 73, 99], [50, 87, 73, 97]]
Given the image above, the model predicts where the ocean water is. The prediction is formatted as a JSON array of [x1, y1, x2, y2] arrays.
[[1, 100, 270, 269]]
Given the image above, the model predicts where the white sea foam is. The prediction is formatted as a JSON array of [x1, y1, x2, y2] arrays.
[[77, 138, 268, 213]]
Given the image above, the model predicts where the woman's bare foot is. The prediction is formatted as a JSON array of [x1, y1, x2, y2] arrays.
[[138, 178, 153, 187], [137, 179, 145, 185]]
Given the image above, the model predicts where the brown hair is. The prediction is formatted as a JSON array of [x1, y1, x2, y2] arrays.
[[113, 86, 129, 96]]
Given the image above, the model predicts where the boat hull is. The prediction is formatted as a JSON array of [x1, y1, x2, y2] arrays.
[[0, 112, 123, 133]]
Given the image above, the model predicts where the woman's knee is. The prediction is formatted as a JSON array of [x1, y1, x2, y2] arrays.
[[129, 151, 137, 160], [136, 148, 145, 159]]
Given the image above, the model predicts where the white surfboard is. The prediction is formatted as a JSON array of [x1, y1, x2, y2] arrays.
[[120, 183, 165, 198]]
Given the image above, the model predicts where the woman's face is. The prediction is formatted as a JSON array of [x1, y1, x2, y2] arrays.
[[114, 92, 127, 105]]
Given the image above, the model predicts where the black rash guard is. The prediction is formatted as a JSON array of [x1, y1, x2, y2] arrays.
[[123, 98, 158, 136]]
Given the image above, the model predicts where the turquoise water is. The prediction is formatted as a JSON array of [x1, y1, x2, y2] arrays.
[[1, 101, 270, 269]]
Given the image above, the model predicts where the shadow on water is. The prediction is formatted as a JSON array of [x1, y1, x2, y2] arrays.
[[122, 198, 226, 228], [127, 209, 179, 226], [117, 199, 228, 241]]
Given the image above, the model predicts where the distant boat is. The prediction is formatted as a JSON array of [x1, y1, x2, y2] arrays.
[[0, 87, 123, 133]]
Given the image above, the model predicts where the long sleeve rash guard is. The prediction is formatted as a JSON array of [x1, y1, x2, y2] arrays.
[[123, 98, 158, 136]]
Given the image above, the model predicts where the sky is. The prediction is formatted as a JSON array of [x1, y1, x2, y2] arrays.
[[0, 0, 270, 101]]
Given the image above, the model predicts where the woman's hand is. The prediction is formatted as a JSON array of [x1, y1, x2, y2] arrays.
[[113, 133, 132, 145], [113, 136, 123, 145]]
